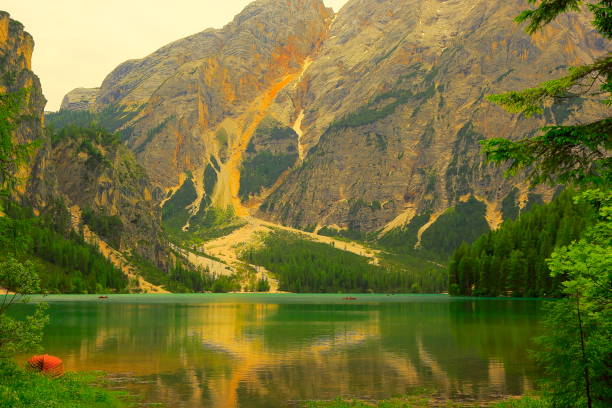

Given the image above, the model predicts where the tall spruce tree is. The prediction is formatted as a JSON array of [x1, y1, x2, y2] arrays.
[[480, 1, 611, 407]]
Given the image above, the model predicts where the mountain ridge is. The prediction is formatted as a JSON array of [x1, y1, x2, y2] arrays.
[[57, 0, 610, 256]]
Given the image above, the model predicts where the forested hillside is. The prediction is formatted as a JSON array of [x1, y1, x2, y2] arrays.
[[0, 200, 128, 293], [242, 231, 446, 293], [448, 191, 593, 297]]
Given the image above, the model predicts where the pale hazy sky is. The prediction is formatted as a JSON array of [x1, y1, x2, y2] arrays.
[[3, 0, 349, 111]]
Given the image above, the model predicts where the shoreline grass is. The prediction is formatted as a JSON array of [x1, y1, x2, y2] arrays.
[[0, 363, 132, 408]]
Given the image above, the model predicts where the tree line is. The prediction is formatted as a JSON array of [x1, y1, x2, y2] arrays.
[[448, 190, 591, 297]]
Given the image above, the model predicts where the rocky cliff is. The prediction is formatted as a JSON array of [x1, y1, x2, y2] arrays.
[[26, 124, 168, 266], [60, 0, 610, 255], [60, 87, 99, 111], [0, 11, 45, 147], [1, 11, 169, 281]]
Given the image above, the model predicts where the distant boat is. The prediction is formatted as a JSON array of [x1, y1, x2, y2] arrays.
[[98, 295, 108, 299], [342, 296, 357, 300]]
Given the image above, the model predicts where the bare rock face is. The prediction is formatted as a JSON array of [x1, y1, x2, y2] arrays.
[[60, 87, 99, 111], [27, 134, 168, 266], [0, 11, 45, 146], [258, 0, 610, 240]]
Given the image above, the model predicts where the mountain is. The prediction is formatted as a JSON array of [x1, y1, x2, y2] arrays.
[[59, 0, 609, 257], [258, 0, 609, 252], [1, 11, 171, 292]]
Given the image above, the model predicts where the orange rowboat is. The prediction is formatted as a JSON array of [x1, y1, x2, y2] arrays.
[[27, 354, 64, 377]]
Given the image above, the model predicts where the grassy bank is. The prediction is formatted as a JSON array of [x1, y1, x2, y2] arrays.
[[0, 363, 130, 408], [305, 395, 547, 408]]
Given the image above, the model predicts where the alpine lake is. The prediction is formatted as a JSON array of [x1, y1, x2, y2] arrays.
[[11, 294, 545, 407]]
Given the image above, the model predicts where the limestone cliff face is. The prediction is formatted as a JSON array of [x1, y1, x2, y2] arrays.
[[27, 133, 168, 266], [259, 0, 609, 238], [60, 87, 99, 111], [91, 0, 332, 200], [0, 11, 45, 146]]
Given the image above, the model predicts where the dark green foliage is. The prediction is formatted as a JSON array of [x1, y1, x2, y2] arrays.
[[483, 118, 612, 187], [1, 202, 128, 294], [534, 298, 611, 408], [239, 151, 297, 200], [49, 123, 119, 148], [256, 276, 270, 292], [48, 124, 120, 170], [377, 213, 431, 251], [588, 1, 612, 39], [0, 364, 129, 408], [267, 125, 296, 140], [45, 110, 97, 130], [516, 1, 611, 39], [347, 198, 383, 217], [211, 275, 242, 293], [204, 163, 217, 197], [421, 197, 490, 256], [328, 87, 434, 130], [242, 231, 446, 293], [161, 177, 197, 232], [46, 104, 143, 136], [448, 191, 591, 297], [82, 208, 123, 249], [187, 205, 244, 242], [502, 188, 521, 221], [129, 255, 239, 293], [532, 190, 611, 408], [481, 4, 611, 407], [96, 104, 143, 134], [317, 226, 367, 241], [210, 155, 221, 172]]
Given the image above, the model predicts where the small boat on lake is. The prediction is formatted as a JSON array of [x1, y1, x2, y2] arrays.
[[342, 297, 357, 301], [98, 296, 108, 299]]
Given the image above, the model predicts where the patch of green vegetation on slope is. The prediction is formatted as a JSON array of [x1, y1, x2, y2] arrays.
[[127, 254, 240, 293], [45, 104, 143, 139], [161, 176, 197, 234], [421, 197, 490, 257], [161, 171, 243, 246], [377, 213, 431, 251], [242, 230, 446, 293], [187, 205, 245, 244], [239, 151, 298, 200], [328, 84, 436, 131], [82, 208, 123, 249], [134, 115, 175, 154]]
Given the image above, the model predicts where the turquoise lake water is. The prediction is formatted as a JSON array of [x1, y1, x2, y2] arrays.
[[10, 294, 545, 407]]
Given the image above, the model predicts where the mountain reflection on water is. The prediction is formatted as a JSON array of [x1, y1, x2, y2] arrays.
[[14, 294, 543, 408]]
